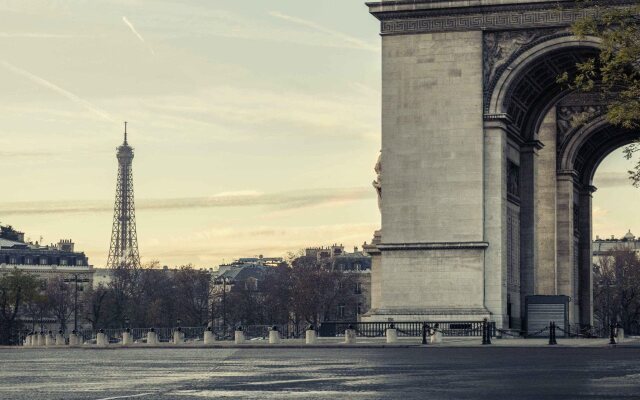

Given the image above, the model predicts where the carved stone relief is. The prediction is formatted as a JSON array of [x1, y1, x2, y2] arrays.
[[556, 105, 604, 141], [482, 29, 569, 112]]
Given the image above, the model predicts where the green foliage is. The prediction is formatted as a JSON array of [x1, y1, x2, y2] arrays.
[[566, 3, 640, 185]]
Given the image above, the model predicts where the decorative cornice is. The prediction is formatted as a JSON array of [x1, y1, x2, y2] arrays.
[[557, 169, 579, 184], [521, 140, 545, 153], [370, 1, 639, 35], [377, 242, 489, 251]]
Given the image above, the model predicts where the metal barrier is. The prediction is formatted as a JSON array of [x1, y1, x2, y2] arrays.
[[318, 321, 493, 338]]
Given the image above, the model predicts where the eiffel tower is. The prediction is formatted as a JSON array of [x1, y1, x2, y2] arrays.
[[106, 122, 141, 269]]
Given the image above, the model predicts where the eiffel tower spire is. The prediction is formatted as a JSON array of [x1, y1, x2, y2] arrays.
[[106, 122, 141, 269]]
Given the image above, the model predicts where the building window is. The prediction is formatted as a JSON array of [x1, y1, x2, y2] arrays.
[[25, 257, 31, 264], [76, 259, 84, 266], [355, 282, 362, 295], [60, 259, 68, 266], [40, 258, 48, 265], [337, 304, 345, 319], [245, 277, 258, 291], [9, 257, 17, 264], [354, 263, 361, 271]]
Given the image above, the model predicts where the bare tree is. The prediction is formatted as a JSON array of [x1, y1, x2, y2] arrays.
[[0, 270, 40, 344], [594, 247, 640, 333], [44, 276, 74, 333], [174, 266, 211, 326], [83, 284, 111, 330], [290, 255, 358, 327]]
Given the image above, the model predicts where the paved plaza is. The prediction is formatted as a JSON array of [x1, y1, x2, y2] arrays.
[[2, 344, 640, 399]]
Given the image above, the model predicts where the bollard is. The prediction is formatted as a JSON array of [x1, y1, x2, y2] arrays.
[[147, 329, 158, 346], [305, 325, 317, 345], [617, 326, 625, 343], [386, 324, 398, 344], [45, 331, 54, 346], [69, 331, 79, 346], [609, 323, 617, 345], [269, 326, 281, 344], [235, 327, 245, 344], [430, 323, 443, 344], [344, 325, 357, 344], [96, 329, 108, 347], [173, 328, 185, 345], [422, 323, 429, 345], [55, 331, 65, 346], [122, 328, 133, 346], [548, 322, 557, 345], [482, 319, 491, 345], [204, 327, 214, 345]]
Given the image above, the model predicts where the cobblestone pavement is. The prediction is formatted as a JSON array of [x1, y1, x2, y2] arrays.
[[1, 346, 640, 399]]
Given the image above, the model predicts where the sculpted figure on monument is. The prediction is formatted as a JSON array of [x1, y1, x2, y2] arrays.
[[372, 150, 382, 212]]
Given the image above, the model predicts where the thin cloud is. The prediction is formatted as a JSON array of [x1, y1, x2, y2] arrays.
[[0, 150, 56, 158], [144, 222, 378, 264], [0, 61, 113, 121], [0, 187, 373, 216], [122, 16, 155, 56], [0, 33, 76, 38], [594, 172, 632, 188], [269, 11, 378, 53]]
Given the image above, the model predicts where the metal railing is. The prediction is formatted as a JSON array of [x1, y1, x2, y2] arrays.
[[318, 321, 493, 338]]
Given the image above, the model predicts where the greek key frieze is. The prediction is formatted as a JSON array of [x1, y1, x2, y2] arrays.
[[380, 8, 596, 35]]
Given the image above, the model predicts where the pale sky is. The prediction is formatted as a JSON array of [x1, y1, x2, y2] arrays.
[[0, 1, 638, 268]]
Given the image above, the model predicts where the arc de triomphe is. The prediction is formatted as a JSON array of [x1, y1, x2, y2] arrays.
[[362, 0, 640, 329]]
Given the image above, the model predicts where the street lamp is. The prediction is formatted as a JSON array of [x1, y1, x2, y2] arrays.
[[177, 318, 182, 328], [64, 274, 82, 332]]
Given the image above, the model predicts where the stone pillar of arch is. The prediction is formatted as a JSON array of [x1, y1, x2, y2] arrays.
[[556, 170, 577, 323], [578, 186, 596, 327]]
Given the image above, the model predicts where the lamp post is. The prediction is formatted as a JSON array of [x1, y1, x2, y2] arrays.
[[177, 318, 182, 329], [222, 279, 227, 329], [214, 276, 233, 330], [64, 274, 82, 332], [124, 317, 130, 331]]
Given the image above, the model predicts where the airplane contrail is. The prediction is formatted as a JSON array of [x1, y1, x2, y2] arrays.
[[122, 16, 155, 56], [269, 11, 378, 52], [0, 60, 113, 121]]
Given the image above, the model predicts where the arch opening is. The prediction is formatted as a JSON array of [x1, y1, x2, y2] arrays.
[[591, 147, 640, 335], [492, 34, 640, 330]]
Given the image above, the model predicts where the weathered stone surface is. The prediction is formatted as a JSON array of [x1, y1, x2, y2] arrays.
[[365, 0, 640, 328]]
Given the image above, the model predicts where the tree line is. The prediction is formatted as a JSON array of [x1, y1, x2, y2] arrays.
[[0, 254, 360, 345]]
